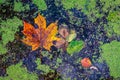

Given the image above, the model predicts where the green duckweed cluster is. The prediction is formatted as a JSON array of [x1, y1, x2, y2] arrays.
[[33, 0, 47, 10], [62, 0, 103, 22], [0, 17, 22, 54], [14, 1, 30, 12], [0, 62, 38, 80], [100, 0, 120, 13], [67, 40, 84, 55], [14, 0, 46, 12], [67, 11, 82, 27], [100, 0, 120, 37], [100, 40, 120, 78], [62, 0, 120, 36], [106, 11, 120, 37], [35, 58, 54, 74], [61, 0, 85, 10]]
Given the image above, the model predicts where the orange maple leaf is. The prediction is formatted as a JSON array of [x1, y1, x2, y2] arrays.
[[22, 14, 60, 51]]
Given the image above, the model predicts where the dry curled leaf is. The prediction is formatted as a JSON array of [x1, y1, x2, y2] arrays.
[[22, 14, 60, 51]]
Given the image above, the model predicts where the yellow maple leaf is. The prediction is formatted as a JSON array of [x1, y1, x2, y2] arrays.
[[22, 14, 60, 51]]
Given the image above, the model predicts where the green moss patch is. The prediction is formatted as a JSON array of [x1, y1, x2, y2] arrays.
[[101, 40, 120, 78], [0, 17, 22, 54], [0, 62, 38, 80]]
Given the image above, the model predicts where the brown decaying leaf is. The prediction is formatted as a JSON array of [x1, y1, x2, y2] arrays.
[[54, 38, 66, 48], [22, 14, 60, 51], [54, 27, 69, 51], [58, 27, 69, 39]]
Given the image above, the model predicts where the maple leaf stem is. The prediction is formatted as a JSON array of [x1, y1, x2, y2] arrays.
[[39, 47, 43, 61], [39, 47, 42, 53]]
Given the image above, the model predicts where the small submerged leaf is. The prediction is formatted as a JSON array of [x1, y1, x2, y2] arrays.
[[67, 40, 84, 55], [66, 30, 77, 42], [81, 58, 92, 68]]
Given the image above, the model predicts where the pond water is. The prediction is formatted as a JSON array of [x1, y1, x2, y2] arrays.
[[0, 0, 120, 80]]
